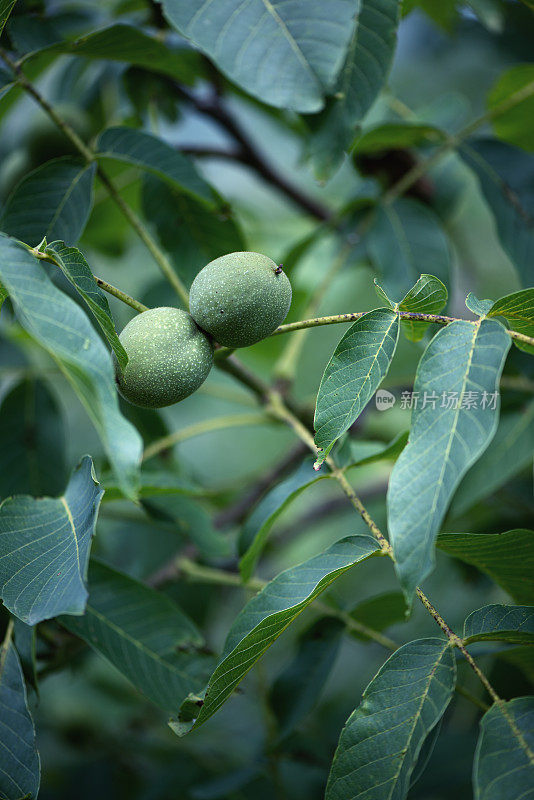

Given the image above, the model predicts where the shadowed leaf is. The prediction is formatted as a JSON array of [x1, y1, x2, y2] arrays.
[[0, 457, 102, 625], [473, 697, 534, 800], [61, 560, 212, 713], [172, 535, 381, 735], [437, 530, 534, 604], [325, 638, 456, 800], [463, 604, 534, 645]]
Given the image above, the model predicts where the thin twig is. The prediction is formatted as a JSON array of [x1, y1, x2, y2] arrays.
[[173, 84, 331, 221], [271, 311, 534, 349]]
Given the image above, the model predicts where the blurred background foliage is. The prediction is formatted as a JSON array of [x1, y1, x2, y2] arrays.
[[0, 1, 533, 798]]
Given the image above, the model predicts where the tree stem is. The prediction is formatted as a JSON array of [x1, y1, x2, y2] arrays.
[[272, 311, 534, 349]]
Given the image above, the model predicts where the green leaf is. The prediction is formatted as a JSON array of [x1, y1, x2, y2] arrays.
[[0, 66, 14, 100], [473, 697, 534, 800], [96, 127, 215, 206], [488, 65, 534, 152], [398, 274, 448, 341], [341, 430, 409, 469], [0, 236, 142, 498], [347, 591, 408, 641], [498, 647, 534, 683], [12, 618, 38, 696], [488, 288, 534, 354], [162, 0, 358, 113], [141, 175, 245, 287], [463, 604, 534, 645], [388, 319, 511, 603], [269, 617, 345, 737], [355, 122, 446, 154], [239, 459, 330, 581], [0, 457, 102, 625], [0, 0, 16, 36], [143, 495, 231, 560], [171, 535, 381, 735], [437, 530, 534, 605], [61, 560, 211, 713], [0, 636, 40, 800], [0, 157, 96, 246], [451, 400, 534, 515], [102, 470, 205, 502], [20, 22, 202, 84], [325, 638, 456, 800], [45, 240, 128, 369], [309, 0, 401, 178], [367, 198, 451, 297], [313, 309, 399, 466], [466, 292, 494, 317], [460, 139, 533, 287], [0, 377, 67, 499]]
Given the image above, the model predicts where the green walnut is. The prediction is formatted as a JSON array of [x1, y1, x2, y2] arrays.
[[189, 251, 292, 348], [114, 307, 213, 408]]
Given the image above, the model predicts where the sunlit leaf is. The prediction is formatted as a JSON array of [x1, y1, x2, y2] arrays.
[[0, 0, 16, 36], [314, 309, 399, 466], [463, 604, 534, 645], [0, 635, 40, 800], [0, 235, 142, 497], [473, 697, 534, 800], [388, 319, 511, 603], [162, 0, 358, 113], [0, 157, 95, 245], [325, 638, 456, 800], [172, 535, 382, 735], [0, 457, 102, 625], [437, 529, 534, 604], [46, 240, 128, 369], [61, 560, 211, 713]]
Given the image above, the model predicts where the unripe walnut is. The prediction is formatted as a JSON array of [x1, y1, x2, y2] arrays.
[[114, 307, 213, 408], [189, 251, 292, 348]]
